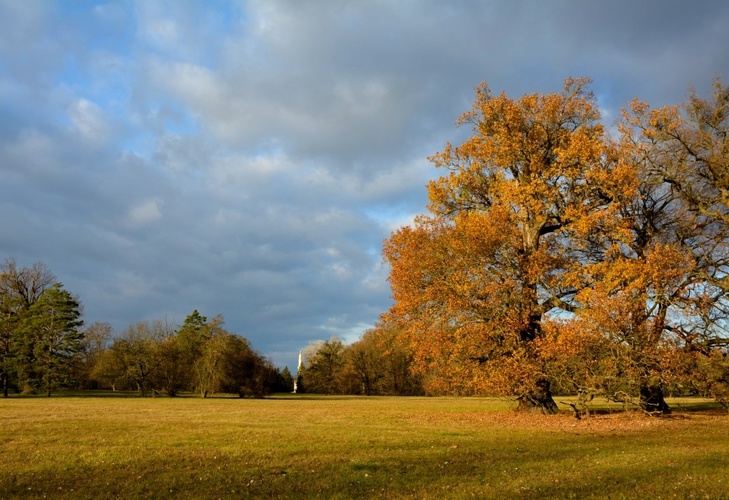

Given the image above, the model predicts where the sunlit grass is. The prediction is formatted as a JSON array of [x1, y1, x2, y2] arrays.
[[1, 394, 727, 498]]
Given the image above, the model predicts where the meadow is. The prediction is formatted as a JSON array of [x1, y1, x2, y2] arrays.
[[1, 394, 728, 499]]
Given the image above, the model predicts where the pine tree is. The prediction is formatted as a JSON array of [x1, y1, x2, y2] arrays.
[[20, 283, 83, 396]]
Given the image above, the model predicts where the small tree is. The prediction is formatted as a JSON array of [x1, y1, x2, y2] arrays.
[[697, 350, 729, 411], [91, 347, 126, 392], [155, 334, 185, 396], [192, 315, 229, 398], [301, 338, 347, 394], [222, 334, 272, 398], [276, 366, 295, 393], [73, 321, 113, 389], [345, 337, 381, 396], [350, 322, 423, 396], [105, 322, 161, 396]]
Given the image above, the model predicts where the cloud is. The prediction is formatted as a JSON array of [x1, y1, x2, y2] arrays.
[[127, 199, 163, 227], [1, 0, 728, 370], [68, 98, 111, 144]]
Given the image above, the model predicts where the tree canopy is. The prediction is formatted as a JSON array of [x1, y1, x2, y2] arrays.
[[384, 78, 729, 413]]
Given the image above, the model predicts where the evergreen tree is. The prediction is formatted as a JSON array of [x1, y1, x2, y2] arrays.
[[19, 283, 83, 396], [1, 259, 55, 396]]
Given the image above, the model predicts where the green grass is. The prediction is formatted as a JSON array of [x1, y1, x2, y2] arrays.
[[1, 394, 728, 499]]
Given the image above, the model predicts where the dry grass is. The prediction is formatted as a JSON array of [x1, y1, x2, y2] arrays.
[[1, 394, 728, 498]]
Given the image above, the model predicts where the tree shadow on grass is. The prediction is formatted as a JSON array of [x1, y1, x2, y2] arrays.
[[555, 396, 727, 418], [4, 435, 729, 499]]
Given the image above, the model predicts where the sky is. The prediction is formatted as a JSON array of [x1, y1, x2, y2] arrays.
[[2, 0, 729, 370]]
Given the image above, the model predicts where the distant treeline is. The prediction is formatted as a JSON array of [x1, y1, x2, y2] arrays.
[[297, 329, 424, 396], [1, 257, 424, 398], [0, 258, 287, 397]]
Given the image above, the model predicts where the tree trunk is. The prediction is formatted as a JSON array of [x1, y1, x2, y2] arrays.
[[516, 378, 559, 414], [2, 373, 8, 398], [639, 384, 671, 414]]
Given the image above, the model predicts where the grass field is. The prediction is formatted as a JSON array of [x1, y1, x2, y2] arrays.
[[1, 394, 728, 499]]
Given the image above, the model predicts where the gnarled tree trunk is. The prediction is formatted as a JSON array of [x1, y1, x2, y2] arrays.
[[517, 378, 559, 414], [639, 384, 670, 414]]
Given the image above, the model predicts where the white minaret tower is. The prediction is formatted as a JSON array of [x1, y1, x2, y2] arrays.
[[293, 351, 303, 393]]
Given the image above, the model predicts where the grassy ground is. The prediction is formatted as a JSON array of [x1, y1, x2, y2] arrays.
[[1, 394, 728, 499]]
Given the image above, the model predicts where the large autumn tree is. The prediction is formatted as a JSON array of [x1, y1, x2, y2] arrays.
[[384, 78, 632, 412], [385, 78, 729, 414], [543, 83, 729, 414], [541, 166, 708, 413], [614, 82, 729, 409]]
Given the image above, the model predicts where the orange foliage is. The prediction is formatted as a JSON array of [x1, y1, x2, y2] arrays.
[[384, 78, 729, 410], [385, 78, 627, 403]]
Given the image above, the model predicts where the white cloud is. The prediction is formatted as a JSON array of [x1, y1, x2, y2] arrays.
[[68, 98, 110, 144], [127, 199, 162, 227], [134, 1, 185, 53], [155, 62, 218, 108]]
